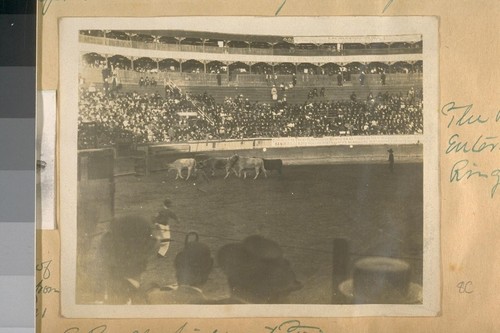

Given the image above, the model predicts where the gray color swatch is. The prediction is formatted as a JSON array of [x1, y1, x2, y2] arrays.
[[0, 170, 34, 222], [0, 67, 35, 118], [0, 118, 35, 170], [0, 276, 34, 327], [0, 223, 34, 275]]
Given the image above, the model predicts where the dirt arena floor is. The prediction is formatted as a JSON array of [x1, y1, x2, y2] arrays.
[[94, 160, 423, 304]]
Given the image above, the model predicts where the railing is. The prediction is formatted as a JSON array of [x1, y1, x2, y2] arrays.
[[80, 67, 423, 88], [79, 35, 422, 57]]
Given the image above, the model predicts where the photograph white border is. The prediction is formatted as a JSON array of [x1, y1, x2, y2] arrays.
[[59, 16, 439, 318]]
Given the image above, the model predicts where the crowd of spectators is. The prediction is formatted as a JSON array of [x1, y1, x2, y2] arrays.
[[78, 82, 423, 148], [78, 88, 214, 148]]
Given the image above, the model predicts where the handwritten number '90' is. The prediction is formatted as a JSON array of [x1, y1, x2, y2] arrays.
[[457, 281, 473, 294]]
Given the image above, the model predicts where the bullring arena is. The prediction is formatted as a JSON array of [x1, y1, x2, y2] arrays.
[[75, 27, 425, 305]]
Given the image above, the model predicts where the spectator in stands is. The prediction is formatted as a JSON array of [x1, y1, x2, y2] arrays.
[[271, 85, 278, 101], [292, 73, 297, 87], [139, 77, 144, 87], [359, 71, 366, 86], [216, 70, 222, 86], [100, 215, 159, 304], [216, 235, 302, 304], [148, 232, 214, 304], [78, 85, 423, 147], [337, 71, 343, 86]]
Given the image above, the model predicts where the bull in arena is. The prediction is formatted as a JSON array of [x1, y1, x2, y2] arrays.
[[198, 157, 234, 177], [263, 159, 283, 175], [225, 154, 267, 180], [167, 158, 197, 180]]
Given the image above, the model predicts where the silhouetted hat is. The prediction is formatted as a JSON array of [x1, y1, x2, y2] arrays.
[[217, 235, 302, 299], [339, 257, 422, 304], [175, 232, 213, 284], [387, 149, 394, 153]]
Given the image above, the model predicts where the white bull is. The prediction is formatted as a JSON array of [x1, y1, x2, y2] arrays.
[[224, 155, 267, 180], [167, 158, 197, 180]]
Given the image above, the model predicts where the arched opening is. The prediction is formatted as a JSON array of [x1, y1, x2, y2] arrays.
[[82, 53, 106, 68], [250, 41, 271, 49], [273, 41, 294, 50], [414, 60, 423, 73], [108, 55, 131, 70], [228, 61, 250, 74], [321, 63, 341, 75], [296, 43, 317, 50], [159, 59, 180, 72], [181, 59, 204, 73], [343, 43, 366, 49], [227, 40, 249, 48], [390, 61, 412, 73], [318, 43, 337, 51], [391, 42, 411, 49], [368, 62, 389, 74], [207, 61, 226, 74], [274, 62, 296, 75], [106, 30, 129, 40], [159, 36, 178, 45], [367, 42, 389, 49], [131, 34, 154, 43], [204, 39, 220, 47], [180, 38, 203, 46], [251, 62, 273, 74], [297, 63, 319, 75], [345, 62, 365, 74], [133, 57, 156, 72]]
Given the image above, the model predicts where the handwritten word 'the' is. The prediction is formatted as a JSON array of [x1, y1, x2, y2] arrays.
[[441, 102, 491, 128]]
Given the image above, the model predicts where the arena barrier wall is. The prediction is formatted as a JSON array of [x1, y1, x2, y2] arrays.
[[77, 149, 115, 227], [122, 135, 423, 175], [79, 137, 423, 176]]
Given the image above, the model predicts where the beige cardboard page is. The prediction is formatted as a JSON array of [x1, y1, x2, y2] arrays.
[[37, 0, 499, 332]]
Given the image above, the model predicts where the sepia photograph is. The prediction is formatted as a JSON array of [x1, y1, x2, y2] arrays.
[[59, 16, 439, 317]]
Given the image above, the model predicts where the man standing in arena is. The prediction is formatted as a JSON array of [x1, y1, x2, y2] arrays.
[[381, 71, 386, 85], [388, 148, 395, 173]]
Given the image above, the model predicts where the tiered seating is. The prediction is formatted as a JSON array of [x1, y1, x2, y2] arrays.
[[180, 84, 418, 105]]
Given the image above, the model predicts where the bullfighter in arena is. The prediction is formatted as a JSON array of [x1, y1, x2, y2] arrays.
[[153, 198, 178, 256]]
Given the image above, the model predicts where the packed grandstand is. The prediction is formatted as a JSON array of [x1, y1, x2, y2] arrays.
[[78, 30, 423, 149]]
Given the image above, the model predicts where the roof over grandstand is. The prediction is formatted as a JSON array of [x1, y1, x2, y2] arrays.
[[118, 30, 422, 44]]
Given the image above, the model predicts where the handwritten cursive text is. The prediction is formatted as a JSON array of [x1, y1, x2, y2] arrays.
[[450, 159, 500, 198], [446, 134, 500, 154], [265, 320, 323, 333], [441, 102, 489, 128]]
